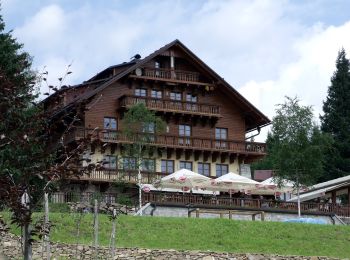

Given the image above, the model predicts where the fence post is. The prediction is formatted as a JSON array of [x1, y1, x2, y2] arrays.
[[110, 208, 117, 258], [44, 193, 50, 260], [94, 199, 99, 256]]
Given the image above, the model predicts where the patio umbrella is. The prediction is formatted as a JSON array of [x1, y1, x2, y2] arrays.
[[139, 184, 217, 195], [210, 172, 262, 195], [153, 169, 211, 190], [254, 177, 295, 195]]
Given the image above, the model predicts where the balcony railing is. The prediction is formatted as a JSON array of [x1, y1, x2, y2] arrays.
[[143, 192, 350, 218], [119, 95, 221, 117], [133, 67, 201, 83], [71, 168, 168, 184], [68, 128, 267, 155]]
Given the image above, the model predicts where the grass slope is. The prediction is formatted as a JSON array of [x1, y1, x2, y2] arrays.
[[2, 212, 350, 258]]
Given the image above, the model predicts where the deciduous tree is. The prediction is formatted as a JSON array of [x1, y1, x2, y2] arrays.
[[121, 103, 165, 215], [269, 97, 331, 216]]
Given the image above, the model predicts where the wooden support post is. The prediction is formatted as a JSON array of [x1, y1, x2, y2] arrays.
[[196, 208, 199, 218], [44, 193, 50, 260], [220, 212, 223, 218], [252, 214, 256, 221], [111, 208, 117, 259], [229, 211, 232, 220], [332, 191, 336, 204], [94, 199, 99, 255]]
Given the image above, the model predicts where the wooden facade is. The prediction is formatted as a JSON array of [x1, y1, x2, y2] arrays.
[[46, 40, 270, 193]]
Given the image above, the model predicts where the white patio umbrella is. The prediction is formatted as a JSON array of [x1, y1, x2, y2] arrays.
[[153, 169, 211, 190], [261, 177, 294, 191], [139, 183, 217, 195], [252, 177, 295, 196], [210, 172, 262, 195]]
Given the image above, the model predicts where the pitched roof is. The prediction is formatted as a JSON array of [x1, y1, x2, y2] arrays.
[[50, 39, 271, 131]]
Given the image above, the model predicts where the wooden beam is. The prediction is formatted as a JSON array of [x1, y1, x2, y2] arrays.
[[194, 151, 201, 161], [176, 149, 183, 160], [185, 150, 192, 161], [203, 151, 210, 162], [157, 148, 162, 157], [221, 153, 227, 163], [167, 148, 173, 159], [110, 144, 117, 154], [212, 152, 219, 163], [229, 153, 236, 164]]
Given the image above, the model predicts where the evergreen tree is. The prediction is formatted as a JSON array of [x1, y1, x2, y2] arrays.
[[320, 49, 350, 181]]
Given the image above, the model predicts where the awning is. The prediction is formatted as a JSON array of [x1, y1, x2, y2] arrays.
[[287, 183, 349, 202]]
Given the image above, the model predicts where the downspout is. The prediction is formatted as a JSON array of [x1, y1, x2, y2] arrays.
[[245, 126, 261, 140]]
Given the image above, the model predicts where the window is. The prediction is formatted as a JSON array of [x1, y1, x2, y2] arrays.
[[215, 128, 228, 149], [216, 164, 228, 177], [170, 92, 182, 101], [103, 155, 117, 169], [142, 159, 155, 172], [179, 124, 191, 136], [155, 62, 160, 69], [135, 88, 147, 97], [143, 122, 155, 133], [161, 160, 174, 174], [180, 161, 192, 171], [186, 94, 197, 103], [186, 94, 197, 111], [179, 124, 191, 145], [104, 117, 117, 129], [104, 117, 117, 139], [143, 122, 155, 141], [122, 157, 136, 170], [151, 90, 162, 99], [198, 163, 210, 176], [215, 128, 228, 139], [155, 62, 161, 76]]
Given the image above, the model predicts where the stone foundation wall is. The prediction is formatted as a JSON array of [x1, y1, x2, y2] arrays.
[[0, 232, 341, 260]]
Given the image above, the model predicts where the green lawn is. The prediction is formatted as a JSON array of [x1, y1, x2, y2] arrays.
[[1, 212, 350, 258]]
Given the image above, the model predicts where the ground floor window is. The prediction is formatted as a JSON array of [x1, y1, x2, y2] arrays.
[[180, 161, 192, 171], [216, 164, 228, 177], [142, 159, 155, 172], [122, 157, 136, 170], [161, 160, 174, 174], [103, 155, 117, 169], [198, 162, 210, 176]]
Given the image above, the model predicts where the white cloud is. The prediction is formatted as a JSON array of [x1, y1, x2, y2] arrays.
[[7, 0, 350, 142], [240, 21, 350, 140]]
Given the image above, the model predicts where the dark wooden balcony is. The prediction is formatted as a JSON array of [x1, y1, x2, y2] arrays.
[[129, 67, 213, 86], [143, 192, 350, 218], [118, 95, 221, 118], [69, 168, 168, 184], [68, 127, 267, 156]]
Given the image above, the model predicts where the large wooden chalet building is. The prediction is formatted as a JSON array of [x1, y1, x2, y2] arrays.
[[46, 39, 270, 200]]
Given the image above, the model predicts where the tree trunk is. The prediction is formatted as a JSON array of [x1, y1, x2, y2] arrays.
[[138, 166, 142, 216], [297, 185, 301, 218]]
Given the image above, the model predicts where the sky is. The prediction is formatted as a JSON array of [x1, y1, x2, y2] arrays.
[[2, 0, 350, 141]]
